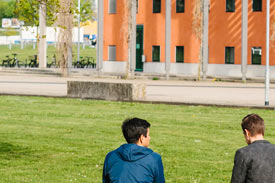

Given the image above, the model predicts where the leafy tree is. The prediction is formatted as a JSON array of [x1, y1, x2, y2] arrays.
[[57, 0, 74, 76], [14, 0, 60, 26], [73, 0, 94, 25], [0, 0, 16, 26], [14, 0, 93, 27]]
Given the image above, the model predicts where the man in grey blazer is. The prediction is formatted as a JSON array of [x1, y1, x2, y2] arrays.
[[231, 114, 275, 183]]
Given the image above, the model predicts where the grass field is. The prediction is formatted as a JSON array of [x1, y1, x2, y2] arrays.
[[0, 44, 96, 66], [0, 31, 20, 37], [0, 95, 275, 182]]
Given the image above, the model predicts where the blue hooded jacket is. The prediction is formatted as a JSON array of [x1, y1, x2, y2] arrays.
[[103, 143, 165, 183]]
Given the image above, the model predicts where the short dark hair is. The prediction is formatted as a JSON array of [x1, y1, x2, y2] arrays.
[[122, 118, 151, 144], [241, 114, 265, 136]]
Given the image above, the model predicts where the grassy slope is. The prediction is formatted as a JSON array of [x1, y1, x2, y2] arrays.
[[0, 96, 274, 182]]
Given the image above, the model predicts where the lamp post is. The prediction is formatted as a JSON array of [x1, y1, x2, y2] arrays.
[[77, 0, 81, 62], [165, 0, 171, 80], [96, 0, 104, 75], [265, 0, 270, 106], [241, 0, 248, 82]]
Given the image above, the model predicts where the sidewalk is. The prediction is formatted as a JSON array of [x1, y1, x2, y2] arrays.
[[0, 71, 274, 109]]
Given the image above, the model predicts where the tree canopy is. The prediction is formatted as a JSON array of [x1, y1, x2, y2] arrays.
[[0, 0, 15, 27], [73, 0, 94, 25], [14, 0, 60, 27], [14, 0, 94, 28]]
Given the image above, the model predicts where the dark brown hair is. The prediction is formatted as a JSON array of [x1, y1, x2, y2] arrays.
[[122, 118, 150, 144], [241, 114, 265, 136]]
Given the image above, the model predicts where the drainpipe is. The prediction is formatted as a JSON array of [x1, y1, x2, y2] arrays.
[[97, 0, 104, 75], [202, 0, 209, 80], [165, 0, 171, 80], [241, 0, 248, 82]]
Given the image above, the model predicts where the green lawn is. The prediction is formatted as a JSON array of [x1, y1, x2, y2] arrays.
[[0, 44, 96, 66], [0, 95, 274, 182], [0, 31, 19, 36]]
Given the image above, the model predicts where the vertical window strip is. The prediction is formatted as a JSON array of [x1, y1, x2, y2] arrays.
[[176, 46, 184, 63], [251, 47, 262, 65], [252, 0, 262, 12], [153, 0, 161, 13], [136, 0, 138, 13], [176, 0, 185, 13], [152, 46, 160, 62], [225, 47, 235, 64], [108, 45, 116, 61], [109, 0, 116, 14], [226, 0, 235, 12]]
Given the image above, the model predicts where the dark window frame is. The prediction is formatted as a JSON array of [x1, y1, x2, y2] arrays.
[[153, 0, 161, 13], [225, 47, 235, 64], [136, 0, 138, 13], [152, 46, 160, 62], [109, 0, 117, 14], [176, 0, 185, 13], [251, 47, 262, 65], [176, 46, 184, 63], [108, 45, 116, 61], [226, 0, 235, 12], [252, 0, 262, 12]]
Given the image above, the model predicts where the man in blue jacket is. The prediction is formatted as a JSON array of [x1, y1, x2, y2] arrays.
[[103, 118, 165, 183]]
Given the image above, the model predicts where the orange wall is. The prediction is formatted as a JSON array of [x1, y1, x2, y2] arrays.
[[209, 0, 242, 64], [171, 0, 201, 63], [210, 0, 275, 65], [104, 0, 275, 65], [103, 0, 128, 61], [137, 0, 166, 63]]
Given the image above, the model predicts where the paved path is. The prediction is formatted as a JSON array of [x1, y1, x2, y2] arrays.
[[0, 73, 274, 108]]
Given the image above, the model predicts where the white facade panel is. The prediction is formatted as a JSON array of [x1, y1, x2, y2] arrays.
[[102, 61, 127, 74], [207, 64, 242, 78]]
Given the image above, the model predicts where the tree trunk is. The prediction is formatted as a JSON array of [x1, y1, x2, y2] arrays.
[[126, 0, 131, 79], [39, 1, 47, 68], [130, 0, 137, 79], [57, 0, 73, 77], [192, 0, 203, 80]]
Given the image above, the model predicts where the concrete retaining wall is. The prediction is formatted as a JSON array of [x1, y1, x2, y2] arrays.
[[67, 81, 146, 101]]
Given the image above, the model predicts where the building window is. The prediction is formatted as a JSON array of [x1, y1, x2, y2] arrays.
[[176, 46, 184, 63], [108, 45, 116, 61], [251, 47, 262, 65], [176, 0, 185, 13], [152, 46, 160, 62], [153, 0, 161, 13], [252, 0, 262, 12], [226, 0, 235, 12], [225, 47, 235, 64], [109, 0, 116, 14], [136, 0, 139, 13]]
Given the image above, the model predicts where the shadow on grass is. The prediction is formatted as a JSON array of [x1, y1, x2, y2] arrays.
[[0, 142, 32, 159]]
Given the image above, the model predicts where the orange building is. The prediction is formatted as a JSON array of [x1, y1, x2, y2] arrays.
[[102, 0, 275, 78]]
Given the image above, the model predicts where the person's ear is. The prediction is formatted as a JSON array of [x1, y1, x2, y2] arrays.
[[140, 134, 145, 144], [244, 129, 250, 137]]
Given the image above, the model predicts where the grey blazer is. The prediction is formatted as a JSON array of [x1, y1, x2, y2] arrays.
[[231, 140, 275, 183]]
